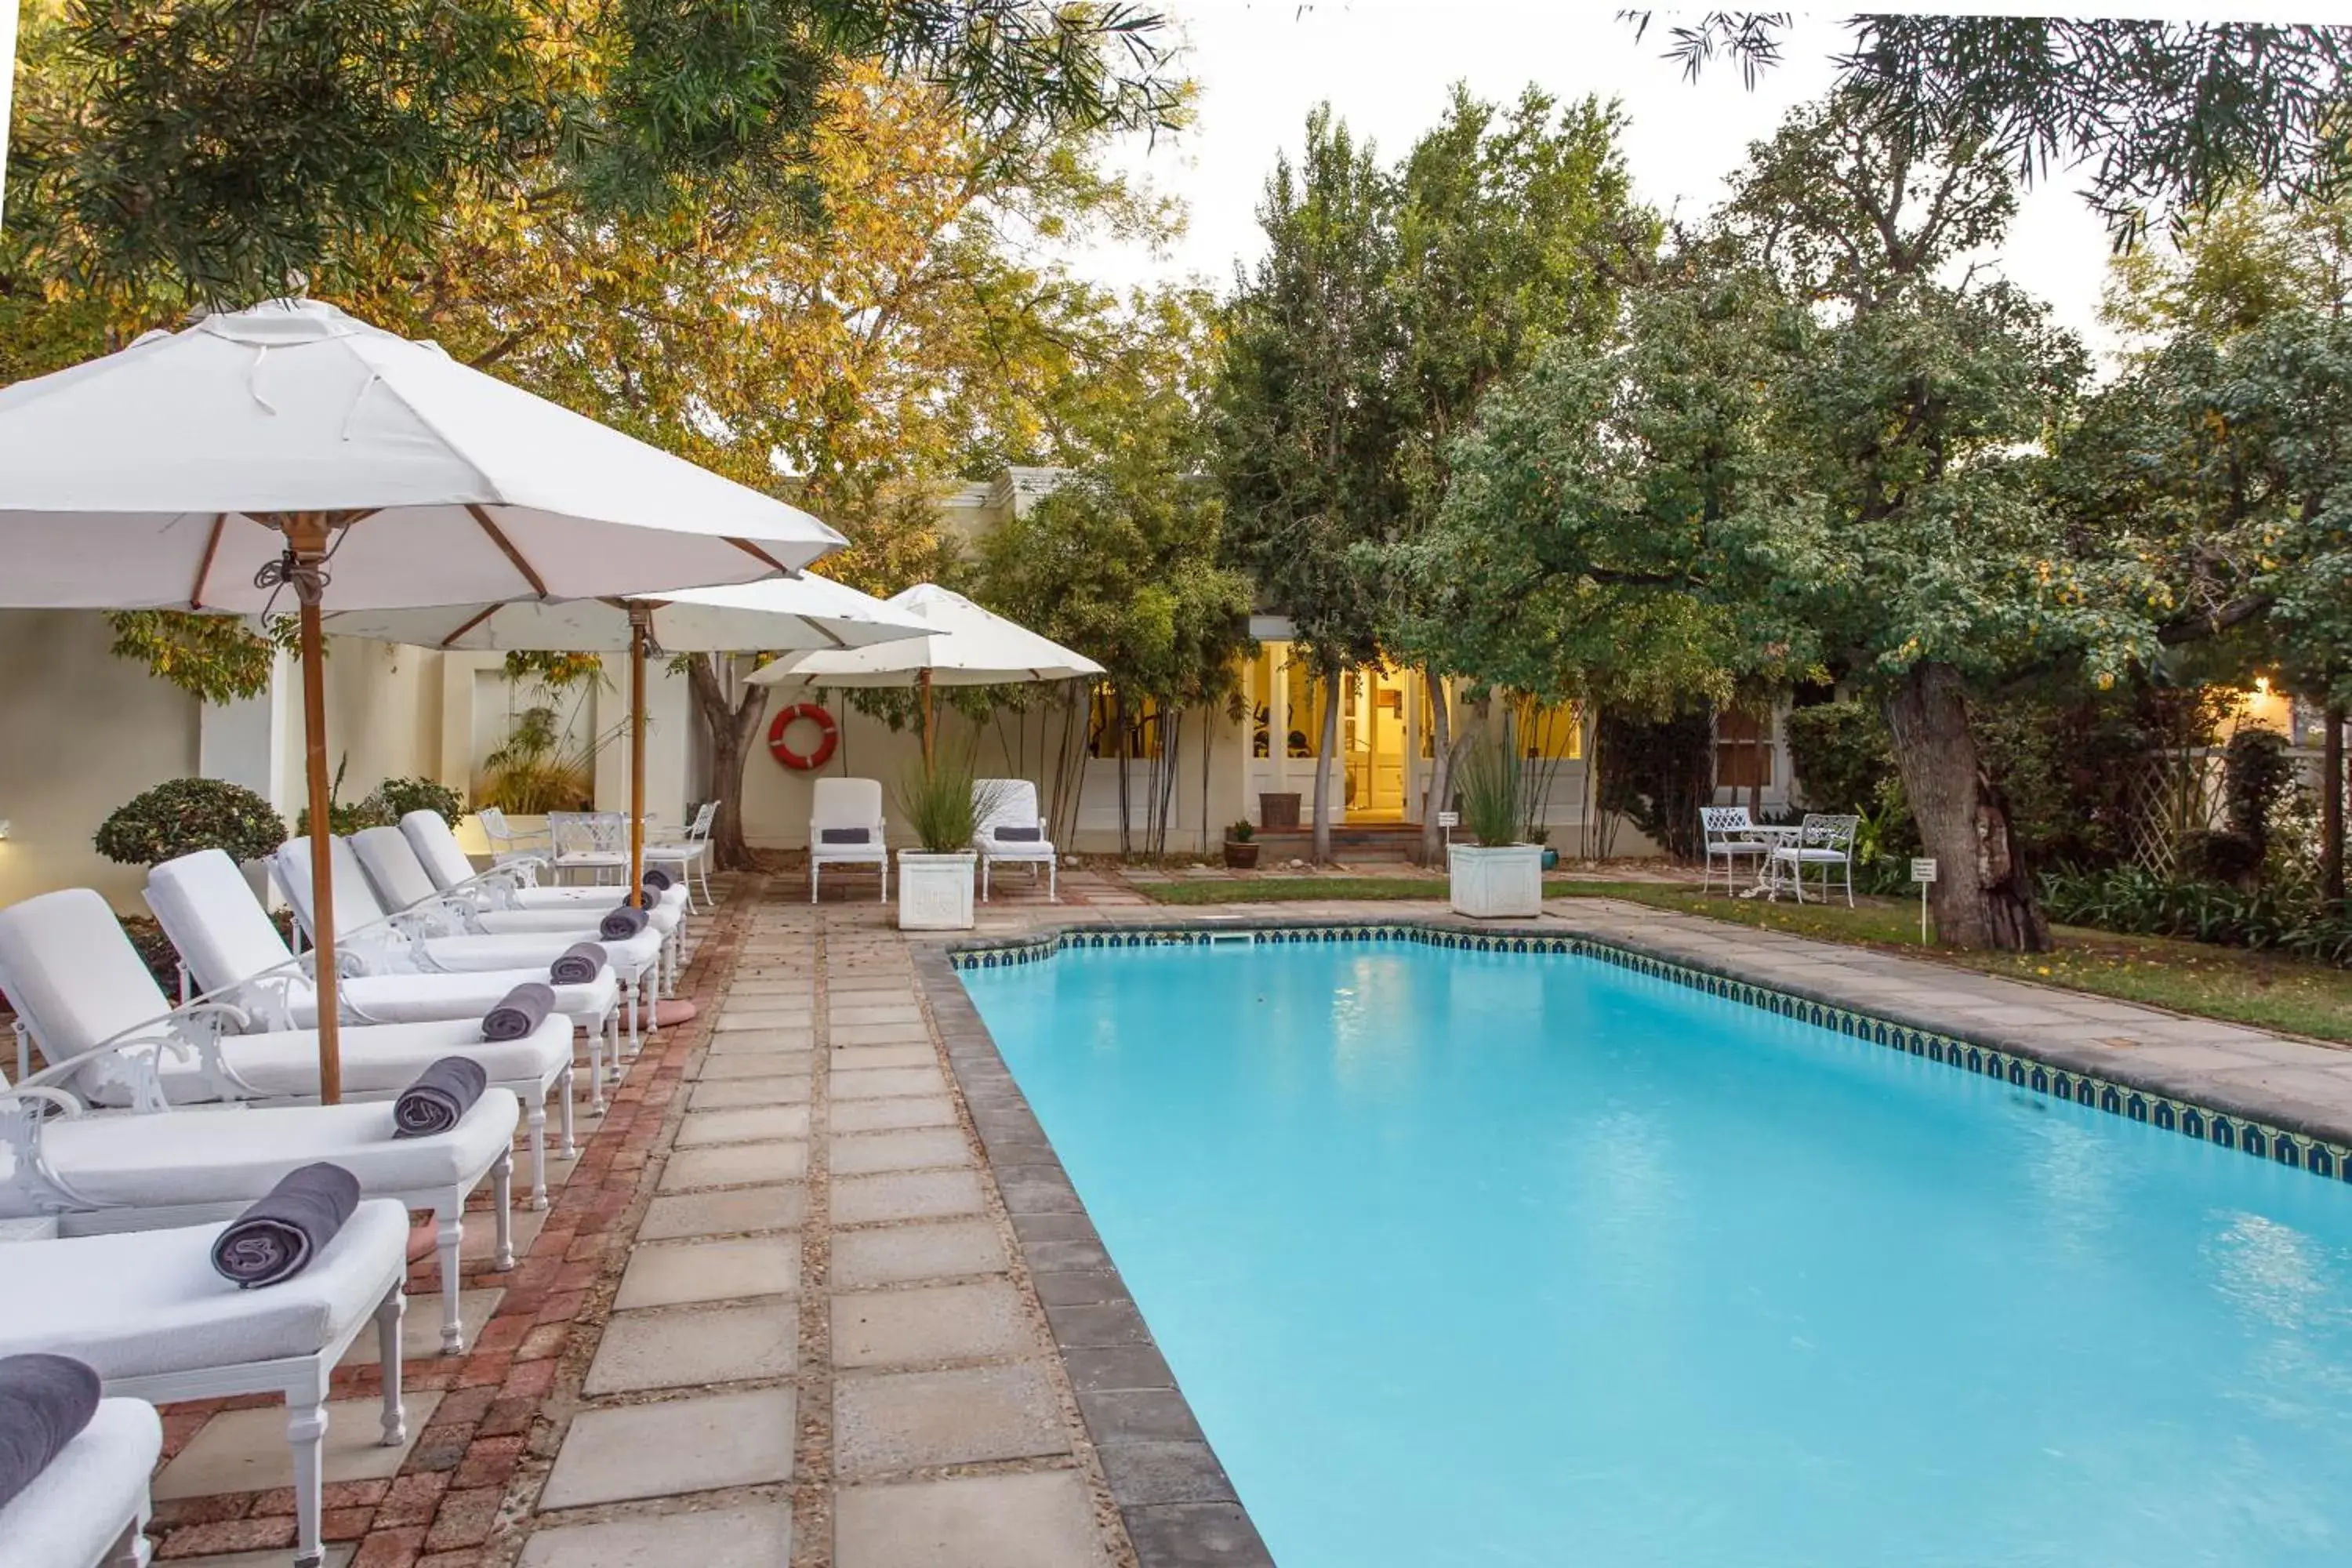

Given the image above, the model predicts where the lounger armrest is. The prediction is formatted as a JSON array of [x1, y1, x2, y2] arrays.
[[0, 1085, 110, 1214], [84, 1005, 263, 1106]]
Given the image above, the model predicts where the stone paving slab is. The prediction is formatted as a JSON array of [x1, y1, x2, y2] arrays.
[[831, 1094, 959, 1133], [639, 1183, 806, 1240], [831, 1218, 1010, 1290], [516, 1503, 792, 1568], [833, 1470, 1112, 1568], [831, 1065, 951, 1100], [156, 1392, 443, 1498], [706, 1027, 817, 1054], [674, 1105, 811, 1145], [659, 1139, 809, 1190], [584, 1301, 800, 1394], [832, 1280, 1039, 1368], [541, 1389, 797, 1508], [830, 1021, 934, 1047], [829, 1127, 974, 1176], [834, 1361, 1070, 1477], [699, 1049, 816, 1079], [688, 1074, 815, 1109], [615, 1236, 802, 1310], [833, 1167, 989, 1226], [829, 1044, 939, 1070]]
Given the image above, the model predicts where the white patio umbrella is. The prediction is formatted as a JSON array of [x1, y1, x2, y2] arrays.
[[325, 575, 933, 897], [746, 583, 1104, 763], [0, 299, 845, 1100]]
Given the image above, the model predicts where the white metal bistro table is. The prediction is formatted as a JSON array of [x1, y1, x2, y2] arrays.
[[1740, 824, 1806, 897]]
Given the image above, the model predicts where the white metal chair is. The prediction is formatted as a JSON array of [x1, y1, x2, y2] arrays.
[[810, 779, 887, 902], [644, 801, 718, 910], [1699, 805, 1773, 895], [0, 1393, 161, 1568], [1768, 812, 1861, 906], [547, 811, 627, 887], [0, 1203, 412, 1568], [975, 779, 1055, 902], [474, 807, 550, 867]]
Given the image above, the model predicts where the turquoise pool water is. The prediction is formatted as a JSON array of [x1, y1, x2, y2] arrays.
[[960, 939, 2352, 1567]]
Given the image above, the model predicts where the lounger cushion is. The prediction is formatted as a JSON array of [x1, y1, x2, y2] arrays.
[[416, 928, 662, 976], [0, 1398, 162, 1568], [0, 890, 176, 1063], [145, 850, 298, 997], [288, 971, 618, 1031], [0, 1203, 408, 1374], [402, 806, 685, 912], [0, 1092, 521, 1218], [468, 902, 681, 938], [68, 1016, 571, 1107], [499, 883, 686, 915]]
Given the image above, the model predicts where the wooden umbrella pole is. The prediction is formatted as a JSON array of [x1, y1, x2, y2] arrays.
[[630, 608, 650, 909], [281, 514, 342, 1103], [919, 667, 935, 768]]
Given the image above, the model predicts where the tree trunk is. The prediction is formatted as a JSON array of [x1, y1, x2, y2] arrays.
[[1880, 661, 2049, 951], [2325, 702, 2346, 909], [1310, 670, 1341, 866], [1114, 689, 1132, 858], [1421, 668, 1452, 867], [687, 654, 768, 872]]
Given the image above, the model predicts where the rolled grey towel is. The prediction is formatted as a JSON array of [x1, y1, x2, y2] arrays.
[[482, 982, 556, 1042], [550, 942, 608, 985], [642, 867, 673, 892], [599, 904, 651, 941], [993, 825, 1043, 842], [819, 826, 870, 844], [393, 1057, 489, 1138], [209, 1162, 361, 1289], [0, 1355, 101, 1512]]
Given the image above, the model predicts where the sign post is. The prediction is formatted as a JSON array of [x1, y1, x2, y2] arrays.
[[1436, 809, 1460, 848], [1911, 858, 1938, 943]]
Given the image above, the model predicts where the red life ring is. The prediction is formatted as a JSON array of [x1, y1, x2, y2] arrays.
[[768, 702, 839, 771]]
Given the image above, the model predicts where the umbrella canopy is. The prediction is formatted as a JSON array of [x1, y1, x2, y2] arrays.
[[747, 583, 1102, 688], [0, 299, 844, 611], [747, 583, 1102, 764], [328, 575, 934, 904], [324, 572, 930, 654], [0, 299, 847, 1104]]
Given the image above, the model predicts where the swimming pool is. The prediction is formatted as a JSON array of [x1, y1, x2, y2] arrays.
[[960, 936, 2352, 1567]]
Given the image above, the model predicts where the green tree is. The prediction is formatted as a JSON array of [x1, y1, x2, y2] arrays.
[[1641, 15, 2352, 243], [978, 383, 1253, 855], [1379, 84, 1657, 858], [6, 0, 1179, 306], [1214, 107, 1404, 862]]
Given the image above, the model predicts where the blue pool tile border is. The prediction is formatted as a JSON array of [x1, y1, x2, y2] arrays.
[[945, 920, 2352, 1189]]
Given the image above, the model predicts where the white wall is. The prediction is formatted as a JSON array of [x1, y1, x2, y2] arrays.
[[0, 611, 202, 911]]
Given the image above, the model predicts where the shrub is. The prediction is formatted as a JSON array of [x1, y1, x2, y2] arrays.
[[1227, 819, 1254, 843], [371, 776, 465, 826], [478, 706, 596, 814], [2223, 728, 2294, 863], [895, 756, 1004, 854], [1453, 735, 1524, 847], [292, 754, 390, 837], [1784, 702, 1898, 814], [2038, 864, 2352, 967], [94, 777, 288, 866], [1594, 709, 1712, 859]]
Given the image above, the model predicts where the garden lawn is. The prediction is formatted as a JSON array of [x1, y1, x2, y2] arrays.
[[1137, 874, 2352, 1046]]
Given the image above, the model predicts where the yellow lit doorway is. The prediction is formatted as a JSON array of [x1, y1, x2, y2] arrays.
[[1344, 666, 1410, 821]]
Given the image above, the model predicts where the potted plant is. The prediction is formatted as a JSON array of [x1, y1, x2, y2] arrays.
[[1224, 819, 1259, 869], [1447, 739, 1544, 918], [1531, 826, 1559, 872], [894, 757, 1000, 931]]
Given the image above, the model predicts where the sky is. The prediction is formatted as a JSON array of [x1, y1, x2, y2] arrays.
[[1073, 4, 2130, 360]]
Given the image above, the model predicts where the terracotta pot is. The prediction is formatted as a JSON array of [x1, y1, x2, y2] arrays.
[[1223, 839, 1261, 869]]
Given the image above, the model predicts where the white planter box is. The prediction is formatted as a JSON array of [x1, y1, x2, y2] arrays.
[[1448, 843, 1544, 919], [898, 850, 978, 931]]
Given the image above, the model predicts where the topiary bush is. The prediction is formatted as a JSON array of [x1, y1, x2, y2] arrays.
[[369, 776, 465, 827], [94, 777, 287, 866]]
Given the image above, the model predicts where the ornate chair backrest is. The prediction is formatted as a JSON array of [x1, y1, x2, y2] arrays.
[[1699, 805, 1755, 848], [1801, 812, 1860, 851]]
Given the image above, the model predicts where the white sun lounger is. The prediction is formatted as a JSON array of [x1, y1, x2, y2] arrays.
[[394, 812, 685, 989], [975, 779, 1058, 902], [2, 888, 573, 1210], [274, 837, 663, 1051], [0, 1396, 162, 1568], [146, 848, 619, 1121], [0, 1201, 412, 1568], [810, 778, 888, 902]]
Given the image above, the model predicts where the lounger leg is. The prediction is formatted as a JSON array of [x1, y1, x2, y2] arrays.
[[285, 1371, 330, 1568], [525, 1098, 550, 1210], [1049, 858, 1058, 902], [100, 1515, 149, 1568], [376, 1287, 408, 1446], [492, 1152, 516, 1270], [811, 862, 819, 903], [586, 1020, 608, 1116], [557, 1065, 577, 1160], [436, 1214, 467, 1354], [625, 979, 641, 1054], [982, 857, 991, 902]]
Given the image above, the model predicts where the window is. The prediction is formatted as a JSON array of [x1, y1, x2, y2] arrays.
[[1715, 708, 1773, 790], [1511, 696, 1584, 761], [1087, 688, 1164, 760]]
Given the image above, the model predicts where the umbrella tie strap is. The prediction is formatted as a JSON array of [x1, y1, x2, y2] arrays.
[[246, 345, 279, 415], [256, 548, 330, 607]]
